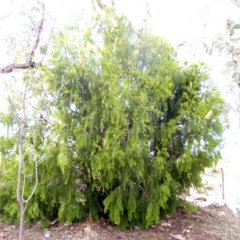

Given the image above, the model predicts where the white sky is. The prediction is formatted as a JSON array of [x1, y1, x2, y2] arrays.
[[0, 1, 238, 54], [0, 0, 239, 64], [0, 0, 239, 97], [0, 0, 240, 118], [1, 0, 240, 126]]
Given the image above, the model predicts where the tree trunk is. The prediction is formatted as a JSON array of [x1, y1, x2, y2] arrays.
[[19, 202, 25, 240]]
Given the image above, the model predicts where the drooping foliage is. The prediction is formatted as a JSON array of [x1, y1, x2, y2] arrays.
[[0, 10, 225, 228]]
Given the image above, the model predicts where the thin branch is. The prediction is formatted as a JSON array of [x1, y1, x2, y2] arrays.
[[23, 74, 31, 121], [39, 24, 54, 65], [17, 124, 24, 204], [39, 69, 70, 113], [25, 154, 38, 203], [4, 81, 22, 123], [221, 168, 225, 199], [21, 173, 26, 200], [28, 2, 45, 64]]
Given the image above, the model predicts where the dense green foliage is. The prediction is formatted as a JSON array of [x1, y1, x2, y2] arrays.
[[0, 10, 225, 228]]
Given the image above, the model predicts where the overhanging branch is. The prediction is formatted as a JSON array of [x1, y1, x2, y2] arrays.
[[0, 62, 36, 73]]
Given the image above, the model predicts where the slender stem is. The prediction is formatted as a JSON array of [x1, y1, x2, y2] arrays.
[[17, 124, 24, 204], [17, 124, 25, 240], [25, 155, 38, 203], [221, 168, 225, 200]]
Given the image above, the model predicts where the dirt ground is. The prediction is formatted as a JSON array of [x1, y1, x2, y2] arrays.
[[1, 161, 240, 240], [0, 204, 239, 240]]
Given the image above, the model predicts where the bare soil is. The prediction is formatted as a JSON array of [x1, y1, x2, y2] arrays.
[[0, 204, 239, 240]]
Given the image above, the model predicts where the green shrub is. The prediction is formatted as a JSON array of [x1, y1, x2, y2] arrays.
[[0, 10, 225, 229]]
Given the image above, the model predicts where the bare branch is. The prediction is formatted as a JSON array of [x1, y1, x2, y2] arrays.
[[0, 2, 45, 74], [28, 2, 45, 64], [0, 62, 36, 73], [231, 0, 240, 7], [96, 0, 106, 10]]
